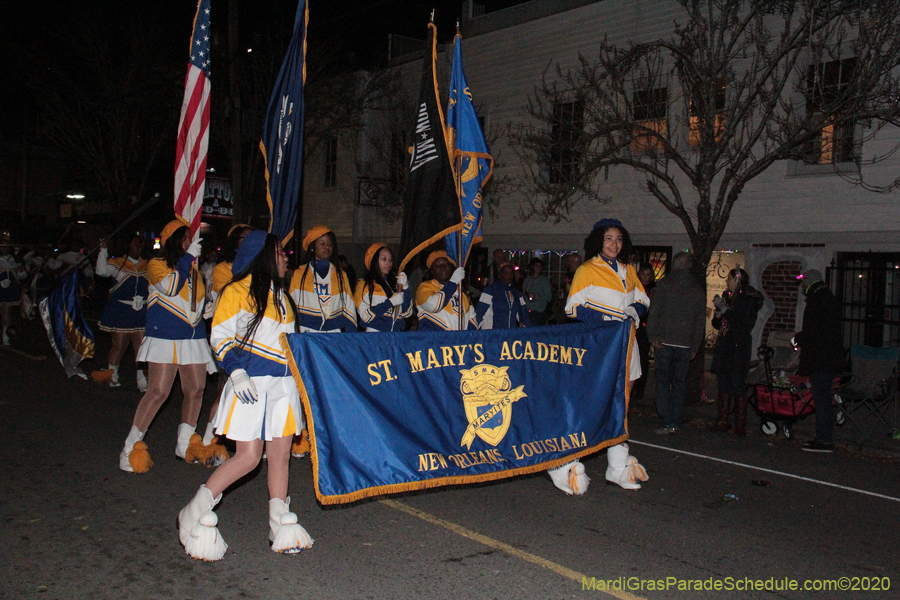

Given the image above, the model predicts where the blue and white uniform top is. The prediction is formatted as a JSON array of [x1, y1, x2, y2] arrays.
[[95, 248, 149, 333], [289, 261, 357, 333], [0, 254, 26, 305], [565, 255, 649, 380], [415, 279, 477, 331], [354, 279, 413, 332], [476, 280, 531, 330], [210, 276, 302, 442], [135, 251, 215, 370]]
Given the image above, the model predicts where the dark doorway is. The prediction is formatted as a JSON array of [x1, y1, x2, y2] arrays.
[[829, 253, 900, 348]]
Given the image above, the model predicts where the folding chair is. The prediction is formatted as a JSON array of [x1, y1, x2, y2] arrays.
[[834, 345, 900, 439]]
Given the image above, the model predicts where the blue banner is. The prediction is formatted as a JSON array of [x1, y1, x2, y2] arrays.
[[261, 0, 307, 245], [445, 33, 492, 268], [283, 321, 633, 504]]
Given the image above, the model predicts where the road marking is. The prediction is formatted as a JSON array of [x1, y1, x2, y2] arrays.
[[629, 439, 900, 503], [0, 346, 47, 361], [380, 499, 647, 600]]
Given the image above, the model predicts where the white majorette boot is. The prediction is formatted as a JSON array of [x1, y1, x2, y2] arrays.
[[202, 422, 216, 446], [179, 485, 226, 561], [135, 369, 148, 393], [119, 425, 148, 472], [175, 423, 196, 461], [269, 497, 313, 554], [108, 364, 121, 388], [605, 443, 648, 490], [547, 460, 590, 496]]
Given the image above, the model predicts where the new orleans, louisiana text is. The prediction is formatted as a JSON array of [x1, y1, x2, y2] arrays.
[[582, 576, 891, 593]]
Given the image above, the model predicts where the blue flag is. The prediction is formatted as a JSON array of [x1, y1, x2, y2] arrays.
[[261, 0, 307, 245], [283, 321, 633, 505], [39, 270, 95, 376], [445, 33, 493, 268]]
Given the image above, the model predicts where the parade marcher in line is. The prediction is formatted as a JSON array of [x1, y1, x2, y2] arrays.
[[484, 248, 506, 286], [354, 243, 413, 332], [710, 267, 764, 436], [631, 262, 657, 400], [93, 236, 149, 390], [0, 236, 27, 345], [522, 258, 551, 326], [179, 231, 311, 561], [415, 251, 477, 331], [476, 262, 531, 330], [553, 252, 583, 324], [288, 226, 356, 457], [795, 269, 843, 453], [646, 252, 706, 434], [118, 220, 216, 473], [555, 219, 650, 494]]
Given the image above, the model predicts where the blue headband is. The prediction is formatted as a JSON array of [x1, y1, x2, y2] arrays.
[[592, 218, 623, 233], [232, 230, 268, 275]]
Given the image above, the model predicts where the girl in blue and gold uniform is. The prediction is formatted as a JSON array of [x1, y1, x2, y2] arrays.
[[178, 231, 312, 560], [415, 251, 477, 331], [0, 236, 27, 346], [289, 226, 356, 333], [95, 235, 149, 389], [354, 243, 412, 332], [118, 220, 216, 473]]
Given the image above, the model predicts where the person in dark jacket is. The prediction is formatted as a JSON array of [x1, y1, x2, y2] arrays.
[[794, 269, 843, 452], [710, 267, 764, 436], [646, 252, 706, 433], [476, 262, 531, 329]]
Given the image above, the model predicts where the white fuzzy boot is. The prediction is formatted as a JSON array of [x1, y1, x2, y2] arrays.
[[178, 485, 222, 547], [118, 425, 145, 472], [268, 497, 314, 554], [179, 485, 226, 560], [547, 460, 590, 496], [108, 364, 121, 387], [175, 423, 196, 460], [135, 369, 148, 393], [605, 443, 648, 490], [202, 422, 216, 446]]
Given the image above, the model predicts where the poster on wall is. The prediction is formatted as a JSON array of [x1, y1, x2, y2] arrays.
[[704, 251, 744, 348]]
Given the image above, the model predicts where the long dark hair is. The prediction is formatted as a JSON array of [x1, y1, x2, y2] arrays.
[[164, 226, 189, 268], [221, 234, 298, 351], [584, 223, 633, 262], [295, 230, 349, 312], [362, 245, 397, 306]]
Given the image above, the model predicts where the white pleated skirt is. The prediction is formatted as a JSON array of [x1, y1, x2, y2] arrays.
[[212, 375, 303, 442], [136, 336, 217, 373]]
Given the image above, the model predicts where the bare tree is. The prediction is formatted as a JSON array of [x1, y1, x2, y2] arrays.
[[511, 0, 900, 274], [32, 4, 181, 207]]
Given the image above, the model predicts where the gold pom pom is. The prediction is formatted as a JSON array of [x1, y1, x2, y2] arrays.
[[291, 429, 310, 458], [129, 441, 153, 473], [202, 437, 230, 468], [184, 433, 205, 464], [90, 369, 114, 383]]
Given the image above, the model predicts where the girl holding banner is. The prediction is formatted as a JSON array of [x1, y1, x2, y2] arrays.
[[179, 230, 311, 559], [118, 220, 216, 473], [354, 243, 413, 333], [556, 219, 650, 493]]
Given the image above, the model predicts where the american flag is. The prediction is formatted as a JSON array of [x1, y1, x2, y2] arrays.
[[174, 0, 211, 238]]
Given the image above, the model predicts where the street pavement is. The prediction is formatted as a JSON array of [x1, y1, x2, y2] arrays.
[[2, 319, 899, 600]]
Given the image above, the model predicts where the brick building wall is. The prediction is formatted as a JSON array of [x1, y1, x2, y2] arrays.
[[759, 260, 802, 342]]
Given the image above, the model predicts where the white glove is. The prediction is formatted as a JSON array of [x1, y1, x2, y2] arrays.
[[187, 240, 202, 258], [450, 267, 466, 284], [396, 272, 408, 289], [389, 291, 405, 306], [713, 294, 727, 312], [230, 369, 258, 405], [623, 305, 639, 322]]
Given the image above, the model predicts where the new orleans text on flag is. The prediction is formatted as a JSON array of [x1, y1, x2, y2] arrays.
[[261, 0, 308, 244], [398, 23, 460, 272], [283, 321, 633, 504], [39, 270, 95, 377], [445, 33, 492, 268], [174, 0, 211, 239]]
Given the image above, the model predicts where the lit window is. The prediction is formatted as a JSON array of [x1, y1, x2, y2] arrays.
[[804, 58, 857, 164], [689, 78, 726, 146], [631, 87, 668, 152], [548, 100, 584, 184]]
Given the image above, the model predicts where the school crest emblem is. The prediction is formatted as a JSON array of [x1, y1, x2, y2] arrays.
[[459, 364, 527, 449]]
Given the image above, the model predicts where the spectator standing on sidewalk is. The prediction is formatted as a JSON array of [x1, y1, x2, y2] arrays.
[[522, 258, 551, 326], [795, 269, 843, 453], [646, 252, 706, 433], [631, 262, 657, 400]]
